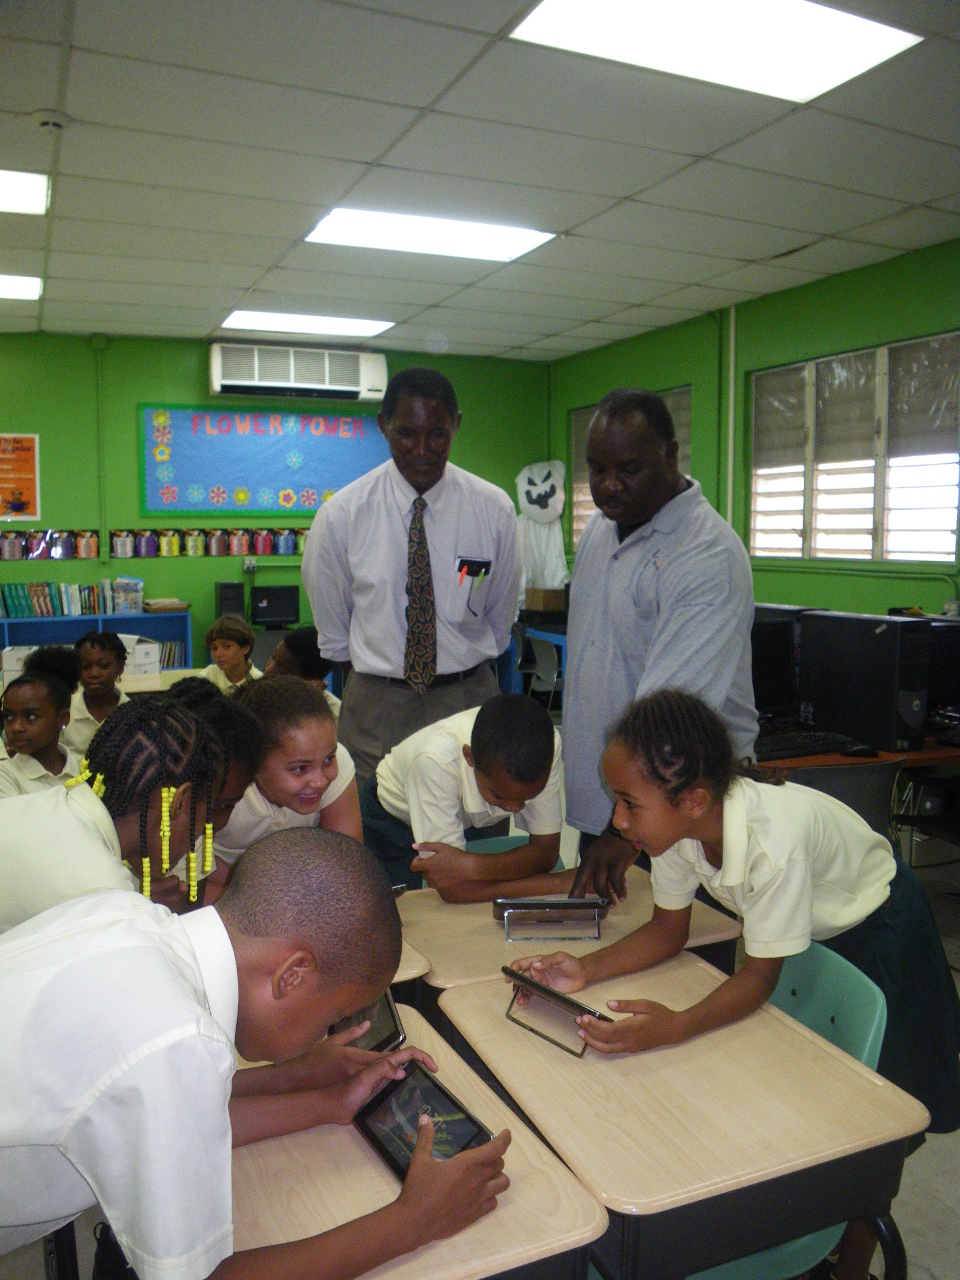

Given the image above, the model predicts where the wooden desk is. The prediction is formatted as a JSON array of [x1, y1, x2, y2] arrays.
[[757, 735, 960, 772], [395, 939, 429, 984], [439, 956, 928, 1280], [398, 866, 741, 990], [232, 1005, 608, 1279]]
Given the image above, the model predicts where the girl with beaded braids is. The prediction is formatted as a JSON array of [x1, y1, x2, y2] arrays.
[[0, 696, 224, 933]]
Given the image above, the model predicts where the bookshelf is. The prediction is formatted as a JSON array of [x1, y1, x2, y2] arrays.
[[0, 611, 193, 668]]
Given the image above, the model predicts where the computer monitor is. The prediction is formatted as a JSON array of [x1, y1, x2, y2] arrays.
[[928, 619, 960, 711], [751, 620, 798, 716], [251, 586, 299, 629]]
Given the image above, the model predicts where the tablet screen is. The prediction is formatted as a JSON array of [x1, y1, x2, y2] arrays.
[[363, 1065, 489, 1171], [334, 993, 404, 1053]]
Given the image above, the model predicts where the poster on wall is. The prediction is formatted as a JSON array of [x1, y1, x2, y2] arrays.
[[0, 434, 40, 520], [140, 405, 391, 516]]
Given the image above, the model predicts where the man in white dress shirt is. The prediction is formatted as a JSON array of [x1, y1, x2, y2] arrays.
[[303, 367, 521, 781], [567, 389, 757, 900]]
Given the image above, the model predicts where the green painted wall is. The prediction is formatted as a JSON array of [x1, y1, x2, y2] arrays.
[[0, 333, 549, 658], [548, 237, 960, 616]]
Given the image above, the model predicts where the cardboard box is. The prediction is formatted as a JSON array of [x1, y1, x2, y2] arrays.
[[1, 645, 37, 689], [524, 588, 567, 613]]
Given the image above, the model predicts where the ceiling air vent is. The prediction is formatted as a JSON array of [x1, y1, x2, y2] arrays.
[[210, 343, 387, 401]]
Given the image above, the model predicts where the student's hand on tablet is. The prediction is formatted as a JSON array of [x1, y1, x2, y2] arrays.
[[411, 845, 487, 900], [326, 1046, 439, 1124], [399, 1118, 511, 1243], [289, 1024, 382, 1087], [570, 830, 636, 902], [576, 998, 681, 1054], [509, 953, 587, 1002]]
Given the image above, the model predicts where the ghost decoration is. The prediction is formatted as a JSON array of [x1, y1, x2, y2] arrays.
[[515, 460, 570, 591]]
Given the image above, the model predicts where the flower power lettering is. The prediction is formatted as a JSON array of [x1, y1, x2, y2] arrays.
[[142, 406, 389, 515]]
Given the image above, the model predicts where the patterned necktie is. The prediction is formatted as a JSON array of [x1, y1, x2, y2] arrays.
[[404, 496, 437, 693]]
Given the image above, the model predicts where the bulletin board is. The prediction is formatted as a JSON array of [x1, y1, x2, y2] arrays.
[[140, 405, 391, 516], [0, 433, 40, 520]]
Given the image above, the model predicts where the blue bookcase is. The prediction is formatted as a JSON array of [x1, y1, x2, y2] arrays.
[[0, 611, 192, 667]]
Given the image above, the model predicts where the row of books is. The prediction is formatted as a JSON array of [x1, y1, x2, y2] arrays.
[[0, 580, 116, 618], [159, 641, 186, 669]]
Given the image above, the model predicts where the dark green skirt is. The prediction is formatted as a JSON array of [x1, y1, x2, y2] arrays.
[[822, 860, 960, 1134]]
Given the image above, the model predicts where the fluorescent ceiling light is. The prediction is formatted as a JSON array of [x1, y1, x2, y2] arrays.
[[222, 309, 393, 337], [0, 275, 42, 300], [306, 207, 554, 261], [0, 170, 50, 215], [511, 0, 922, 102]]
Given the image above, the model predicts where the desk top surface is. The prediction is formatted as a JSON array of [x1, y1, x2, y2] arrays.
[[438, 957, 929, 1216], [232, 1005, 607, 1278], [395, 939, 430, 984], [757, 736, 960, 772], [398, 866, 741, 990]]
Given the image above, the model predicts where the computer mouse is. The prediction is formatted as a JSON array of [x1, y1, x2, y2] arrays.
[[840, 742, 879, 757]]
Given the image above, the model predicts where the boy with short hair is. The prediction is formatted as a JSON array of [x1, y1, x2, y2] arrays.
[[360, 694, 563, 900], [0, 829, 510, 1280], [201, 615, 262, 693]]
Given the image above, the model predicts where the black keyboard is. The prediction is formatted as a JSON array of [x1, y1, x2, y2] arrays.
[[755, 730, 854, 762]]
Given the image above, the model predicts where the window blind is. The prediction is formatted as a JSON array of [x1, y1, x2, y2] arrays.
[[888, 334, 960, 459], [753, 364, 806, 469]]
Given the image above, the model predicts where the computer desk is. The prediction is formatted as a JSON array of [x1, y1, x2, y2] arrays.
[[232, 1004, 608, 1280], [438, 958, 929, 1280], [756, 735, 960, 772]]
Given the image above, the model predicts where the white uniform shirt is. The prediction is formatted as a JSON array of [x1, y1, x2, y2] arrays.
[[650, 778, 897, 957], [0, 784, 136, 933], [375, 707, 563, 847], [60, 687, 130, 756], [302, 460, 521, 676], [210, 743, 356, 867], [0, 746, 83, 798], [198, 663, 263, 694], [0, 892, 237, 1280], [565, 480, 758, 834]]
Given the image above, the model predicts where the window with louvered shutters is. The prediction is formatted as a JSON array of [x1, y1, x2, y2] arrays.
[[812, 351, 877, 559], [751, 364, 806, 557]]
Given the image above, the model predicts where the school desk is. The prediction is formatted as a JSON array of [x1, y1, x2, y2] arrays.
[[438, 956, 928, 1280], [232, 1004, 608, 1280], [397, 865, 741, 990], [756, 735, 960, 772], [395, 939, 430, 983]]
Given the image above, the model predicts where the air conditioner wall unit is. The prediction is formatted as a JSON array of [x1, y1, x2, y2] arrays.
[[210, 343, 388, 401]]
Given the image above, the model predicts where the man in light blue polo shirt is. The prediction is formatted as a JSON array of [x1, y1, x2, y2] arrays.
[[567, 389, 757, 899]]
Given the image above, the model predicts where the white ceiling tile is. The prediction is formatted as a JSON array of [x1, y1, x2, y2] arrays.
[[257, 268, 456, 307], [0, 213, 48, 251], [651, 284, 760, 311], [844, 206, 960, 249], [41, 298, 223, 330], [451, 286, 614, 322], [524, 235, 744, 284], [356, 2, 529, 34], [72, 0, 487, 107], [475, 262, 669, 305], [280, 241, 499, 285], [370, 330, 508, 356], [561, 320, 651, 343], [435, 41, 790, 154], [0, 315, 40, 332], [58, 123, 366, 205], [384, 319, 537, 343], [933, 193, 960, 213], [578, 201, 810, 260], [817, 38, 960, 148], [0, 1, 67, 41], [0, 38, 61, 113], [0, 298, 40, 319], [0, 246, 44, 276], [238, 291, 423, 324], [45, 316, 214, 337], [764, 237, 901, 274], [638, 159, 904, 235], [716, 109, 960, 204], [520, 335, 605, 353], [52, 178, 320, 240], [65, 51, 415, 164], [43, 277, 244, 311], [47, 251, 261, 288], [383, 112, 696, 199], [50, 218, 292, 267], [604, 303, 702, 328], [348, 166, 614, 232], [0, 110, 58, 172], [412, 306, 569, 337], [499, 346, 557, 361], [703, 262, 826, 294]]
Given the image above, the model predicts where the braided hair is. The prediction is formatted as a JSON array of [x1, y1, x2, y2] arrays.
[[234, 674, 333, 751], [74, 629, 127, 670], [2, 645, 81, 715], [78, 697, 225, 900], [608, 689, 773, 803]]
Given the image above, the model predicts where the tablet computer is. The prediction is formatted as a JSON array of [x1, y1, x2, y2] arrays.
[[331, 990, 405, 1054], [492, 893, 610, 922], [355, 1060, 494, 1180], [502, 966, 613, 1057]]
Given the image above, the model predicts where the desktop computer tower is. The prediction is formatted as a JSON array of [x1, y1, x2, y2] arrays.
[[215, 581, 245, 619], [798, 611, 930, 751]]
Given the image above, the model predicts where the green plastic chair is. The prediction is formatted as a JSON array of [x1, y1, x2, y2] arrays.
[[685, 943, 887, 1280], [465, 834, 565, 874]]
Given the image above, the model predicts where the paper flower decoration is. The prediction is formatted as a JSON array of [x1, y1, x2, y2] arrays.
[[153, 425, 173, 445], [299, 488, 318, 508], [158, 484, 178, 504], [153, 445, 171, 462], [285, 450, 303, 470], [209, 485, 227, 505], [285, 420, 300, 435], [233, 486, 250, 505], [258, 488, 275, 506], [278, 489, 297, 508], [187, 485, 204, 503], [322, 489, 336, 503], [152, 410, 171, 428], [156, 464, 174, 482]]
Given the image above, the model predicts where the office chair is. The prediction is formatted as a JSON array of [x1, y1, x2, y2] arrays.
[[686, 943, 904, 1280], [528, 635, 563, 713], [788, 758, 905, 839]]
